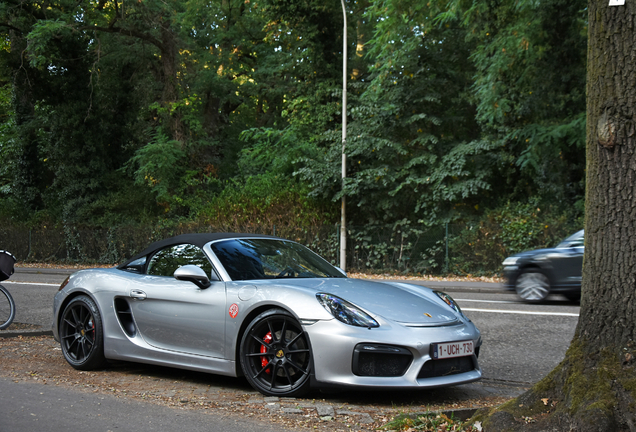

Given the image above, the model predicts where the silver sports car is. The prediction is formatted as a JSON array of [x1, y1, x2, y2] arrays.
[[52, 233, 482, 396]]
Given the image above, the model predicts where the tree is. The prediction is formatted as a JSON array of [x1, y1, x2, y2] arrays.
[[434, 0, 588, 210], [473, 1, 636, 429]]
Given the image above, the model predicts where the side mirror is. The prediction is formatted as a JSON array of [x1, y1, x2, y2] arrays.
[[174, 265, 212, 289]]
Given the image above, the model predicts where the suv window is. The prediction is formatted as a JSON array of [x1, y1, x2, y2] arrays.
[[147, 244, 213, 277], [557, 230, 585, 248]]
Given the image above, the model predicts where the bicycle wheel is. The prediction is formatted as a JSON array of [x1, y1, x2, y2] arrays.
[[0, 284, 16, 330]]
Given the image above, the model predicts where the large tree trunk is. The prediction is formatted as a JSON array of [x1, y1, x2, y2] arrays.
[[583, 0, 636, 364], [473, 1, 636, 430]]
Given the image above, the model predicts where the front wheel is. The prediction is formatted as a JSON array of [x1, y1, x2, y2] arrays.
[[515, 271, 550, 302], [0, 285, 16, 330], [59, 295, 107, 370], [239, 309, 312, 397]]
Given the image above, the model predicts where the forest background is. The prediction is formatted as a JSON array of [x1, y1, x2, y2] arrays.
[[0, 0, 587, 274]]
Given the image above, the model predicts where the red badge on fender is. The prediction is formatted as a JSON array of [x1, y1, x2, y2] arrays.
[[229, 303, 239, 318]]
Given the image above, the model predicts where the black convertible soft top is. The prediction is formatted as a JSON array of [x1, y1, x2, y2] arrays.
[[118, 232, 280, 269]]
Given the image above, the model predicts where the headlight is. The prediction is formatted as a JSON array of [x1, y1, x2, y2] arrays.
[[434, 291, 464, 316], [316, 293, 379, 328], [502, 256, 519, 266]]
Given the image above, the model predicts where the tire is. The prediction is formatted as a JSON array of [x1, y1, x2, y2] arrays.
[[0, 285, 16, 330], [239, 309, 312, 397], [515, 271, 551, 302], [59, 295, 107, 370]]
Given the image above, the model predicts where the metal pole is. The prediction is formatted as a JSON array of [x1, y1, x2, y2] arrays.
[[445, 223, 449, 274], [339, 0, 347, 271]]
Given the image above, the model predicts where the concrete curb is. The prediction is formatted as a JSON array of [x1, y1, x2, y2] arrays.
[[14, 267, 75, 276], [407, 407, 479, 422], [0, 330, 53, 338]]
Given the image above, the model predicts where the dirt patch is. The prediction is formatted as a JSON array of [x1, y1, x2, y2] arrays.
[[1, 335, 513, 431]]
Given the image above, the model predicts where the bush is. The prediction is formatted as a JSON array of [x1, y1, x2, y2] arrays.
[[448, 202, 583, 275]]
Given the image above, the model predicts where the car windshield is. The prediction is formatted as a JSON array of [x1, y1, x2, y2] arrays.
[[556, 230, 584, 248], [211, 239, 346, 281]]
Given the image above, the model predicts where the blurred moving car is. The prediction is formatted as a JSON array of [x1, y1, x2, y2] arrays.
[[502, 230, 584, 302]]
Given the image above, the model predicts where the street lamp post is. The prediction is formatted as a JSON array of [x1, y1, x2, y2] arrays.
[[339, 0, 347, 271]]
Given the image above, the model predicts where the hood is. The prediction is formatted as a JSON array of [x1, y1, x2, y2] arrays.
[[262, 278, 461, 326], [511, 248, 556, 259], [508, 247, 572, 263]]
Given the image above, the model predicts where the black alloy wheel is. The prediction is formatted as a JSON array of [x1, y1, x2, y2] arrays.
[[240, 309, 312, 397], [59, 295, 106, 370]]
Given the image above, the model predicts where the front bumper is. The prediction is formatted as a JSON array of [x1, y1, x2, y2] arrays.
[[502, 266, 519, 290], [306, 318, 482, 390]]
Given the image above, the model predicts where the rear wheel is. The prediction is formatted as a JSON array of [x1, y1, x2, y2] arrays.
[[240, 309, 312, 397], [59, 295, 106, 370], [515, 271, 550, 302]]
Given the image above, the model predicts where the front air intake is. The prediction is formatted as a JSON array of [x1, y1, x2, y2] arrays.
[[418, 356, 475, 378], [352, 344, 413, 377]]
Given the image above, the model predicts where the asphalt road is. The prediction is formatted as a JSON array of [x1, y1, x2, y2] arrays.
[[455, 293, 579, 384], [0, 377, 292, 432]]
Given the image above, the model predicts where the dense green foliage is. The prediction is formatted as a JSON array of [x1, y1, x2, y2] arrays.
[[0, 0, 587, 271]]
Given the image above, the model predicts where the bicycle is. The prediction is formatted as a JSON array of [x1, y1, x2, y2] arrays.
[[0, 250, 16, 330]]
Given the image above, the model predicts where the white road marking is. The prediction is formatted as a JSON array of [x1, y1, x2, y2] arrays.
[[455, 298, 518, 304], [462, 307, 579, 317], [2, 281, 60, 287]]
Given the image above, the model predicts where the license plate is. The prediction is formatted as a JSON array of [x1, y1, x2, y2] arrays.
[[431, 340, 474, 359]]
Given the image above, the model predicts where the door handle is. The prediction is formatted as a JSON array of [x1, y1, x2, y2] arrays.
[[129, 289, 147, 300]]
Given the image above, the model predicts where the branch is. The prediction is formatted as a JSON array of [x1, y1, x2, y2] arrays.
[[78, 25, 163, 50], [0, 23, 23, 34]]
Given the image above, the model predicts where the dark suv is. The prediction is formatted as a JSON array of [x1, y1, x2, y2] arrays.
[[502, 230, 584, 302]]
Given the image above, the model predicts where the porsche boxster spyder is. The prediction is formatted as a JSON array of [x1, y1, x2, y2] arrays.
[[52, 233, 482, 396]]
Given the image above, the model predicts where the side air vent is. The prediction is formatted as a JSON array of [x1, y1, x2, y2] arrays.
[[114, 298, 136, 337]]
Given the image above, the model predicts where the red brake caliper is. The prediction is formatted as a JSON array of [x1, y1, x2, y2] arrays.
[[260, 332, 272, 374]]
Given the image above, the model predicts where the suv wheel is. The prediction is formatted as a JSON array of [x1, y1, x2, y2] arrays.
[[515, 271, 550, 302]]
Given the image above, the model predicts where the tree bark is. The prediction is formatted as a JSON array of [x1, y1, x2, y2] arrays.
[[583, 0, 636, 355], [473, 1, 636, 430]]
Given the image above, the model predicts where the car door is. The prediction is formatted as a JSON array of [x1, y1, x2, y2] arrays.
[[128, 243, 227, 358], [551, 233, 584, 287]]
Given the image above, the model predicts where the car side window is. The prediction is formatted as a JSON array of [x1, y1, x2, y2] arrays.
[[146, 244, 213, 278]]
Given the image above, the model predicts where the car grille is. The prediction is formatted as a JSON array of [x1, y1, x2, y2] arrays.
[[418, 356, 475, 378], [352, 344, 413, 377]]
